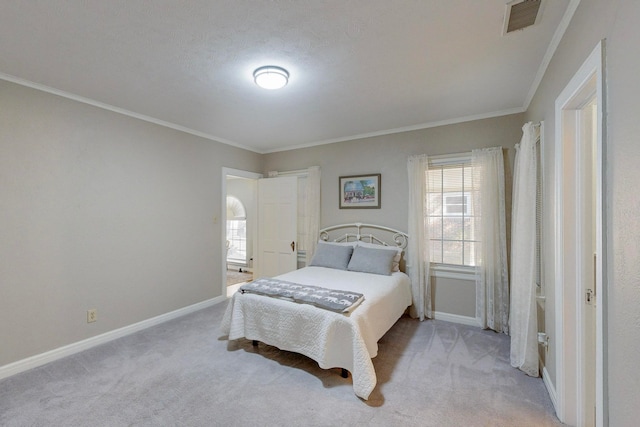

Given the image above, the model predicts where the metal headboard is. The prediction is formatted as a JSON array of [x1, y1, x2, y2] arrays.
[[319, 222, 408, 249]]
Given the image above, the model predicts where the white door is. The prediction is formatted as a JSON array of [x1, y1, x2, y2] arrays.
[[256, 176, 297, 278]]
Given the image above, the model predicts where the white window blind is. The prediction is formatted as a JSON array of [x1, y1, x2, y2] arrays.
[[427, 158, 478, 266]]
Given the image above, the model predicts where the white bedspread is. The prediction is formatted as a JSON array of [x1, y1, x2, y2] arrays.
[[220, 266, 412, 400]]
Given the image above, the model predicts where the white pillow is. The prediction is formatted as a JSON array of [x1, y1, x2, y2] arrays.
[[309, 241, 354, 270], [356, 241, 402, 272], [347, 245, 396, 276]]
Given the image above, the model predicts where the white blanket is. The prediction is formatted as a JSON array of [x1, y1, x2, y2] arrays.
[[220, 266, 412, 400]]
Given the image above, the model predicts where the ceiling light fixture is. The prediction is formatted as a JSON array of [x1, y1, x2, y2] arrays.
[[253, 66, 289, 90]]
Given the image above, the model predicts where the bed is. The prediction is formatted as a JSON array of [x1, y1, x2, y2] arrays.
[[220, 223, 411, 400]]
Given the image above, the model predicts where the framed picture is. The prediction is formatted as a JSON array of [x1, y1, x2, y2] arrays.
[[339, 174, 381, 209]]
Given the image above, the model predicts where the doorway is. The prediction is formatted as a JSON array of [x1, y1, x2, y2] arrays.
[[222, 168, 262, 297], [554, 41, 606, 426]]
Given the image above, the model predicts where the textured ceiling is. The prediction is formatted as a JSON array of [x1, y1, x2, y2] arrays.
[[0, 1, 571, 153]]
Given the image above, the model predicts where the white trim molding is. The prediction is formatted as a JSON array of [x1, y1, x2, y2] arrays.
[[523, 0, 582, 110], [0, 72, 259, 153], [432, 311, 482, 328], [542, 366, 558, 414], [264, 107, 525, 154], [0, 296, 226, 381], [431, 264, 478, 281]]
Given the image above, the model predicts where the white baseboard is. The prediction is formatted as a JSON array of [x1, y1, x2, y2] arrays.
[[542, 366, 558, 414], [0, 295, 227, 380], [433, 311, 482, 327]]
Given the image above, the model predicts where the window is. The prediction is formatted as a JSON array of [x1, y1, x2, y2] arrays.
[[226, 196, 247, 264], [427, 158, 478, 267], [226, 220, 247, 262]]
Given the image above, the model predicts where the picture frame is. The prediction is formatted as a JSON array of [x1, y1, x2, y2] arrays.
[[339, 174, 381, 209]]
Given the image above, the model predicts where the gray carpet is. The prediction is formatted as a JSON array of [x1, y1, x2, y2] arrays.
[[0, 301, 562, 426]]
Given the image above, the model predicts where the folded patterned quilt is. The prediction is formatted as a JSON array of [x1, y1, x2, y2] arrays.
[[239, 278, 364, 313]]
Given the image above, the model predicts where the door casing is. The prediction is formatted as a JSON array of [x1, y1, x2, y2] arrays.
[[553, 40, 606, 426]]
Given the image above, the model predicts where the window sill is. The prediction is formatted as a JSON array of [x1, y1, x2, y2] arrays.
[[430, 264, 478, 281]]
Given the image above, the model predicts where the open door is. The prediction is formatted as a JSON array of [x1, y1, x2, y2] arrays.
[[256, 176, 297, 278]]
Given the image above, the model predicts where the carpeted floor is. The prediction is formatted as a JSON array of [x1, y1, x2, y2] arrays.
[[0, 301, 563, 426]]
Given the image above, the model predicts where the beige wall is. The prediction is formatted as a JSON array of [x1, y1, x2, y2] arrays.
[[431, 277, 476, 318], [264, 114, 523, 232], [0, 80, 261, 366], [525, 0, 640, 424], [264, 114, 525, 319]]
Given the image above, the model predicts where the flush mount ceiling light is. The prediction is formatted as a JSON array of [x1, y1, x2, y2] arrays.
[[253, 66, 289, 90]]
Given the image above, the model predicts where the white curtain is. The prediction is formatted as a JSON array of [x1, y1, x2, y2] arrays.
[[509, 122, 540, 377], [472, 147, 509, 333], [407, 154, 432, 320], [304, 166, 321, 264]]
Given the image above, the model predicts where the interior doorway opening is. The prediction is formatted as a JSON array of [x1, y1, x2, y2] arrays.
[[553, 41, 606, 426], [222, 168, 262, 297]]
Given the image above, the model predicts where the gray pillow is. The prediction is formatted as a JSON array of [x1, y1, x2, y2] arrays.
[[347, 245, 396, 276], [309, 241, 354, 270], [356, 242, 402, 272]]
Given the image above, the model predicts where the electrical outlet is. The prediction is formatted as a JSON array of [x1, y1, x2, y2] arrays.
[[87, 309, 97, 323]]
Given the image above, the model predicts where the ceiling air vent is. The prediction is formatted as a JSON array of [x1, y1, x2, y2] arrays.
[[503, 0, 543, 35]]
